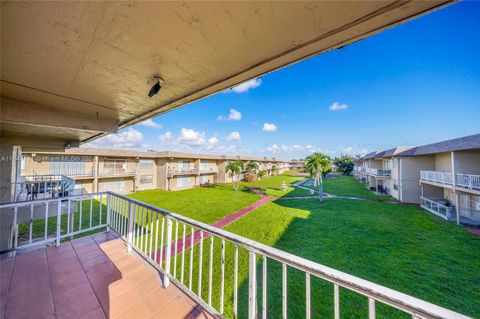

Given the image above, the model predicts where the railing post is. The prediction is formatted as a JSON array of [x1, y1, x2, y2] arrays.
[[164, 217, 173, 288], [106, 193, 111, 232], [56, 199, 62, 247], [248, 251, 257, 319], [127, 202, 135, 254]]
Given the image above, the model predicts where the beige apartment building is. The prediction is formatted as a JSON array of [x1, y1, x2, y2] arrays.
[[289, 160, 305, 172], [354, 134, 480, 225], [19, 148, 289, 197]]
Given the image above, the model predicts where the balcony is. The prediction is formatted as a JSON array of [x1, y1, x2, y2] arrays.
[[366, 168, 391, 176], [98, 168, 136, 177], [420, 196, 455, 221], [420, 170, 453, 186], [12, 175, 74, 202], [199, 167, 218, 175], [168, 167, 198, 177], [0, 192, 471, 319], [25, 168, 95, 178], [456, 173, 480, 191]]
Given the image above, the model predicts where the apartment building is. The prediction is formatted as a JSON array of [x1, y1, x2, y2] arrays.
[[354, 134, 480, 225], [19, 148, 289, 198], [289, 160, 305, 172]]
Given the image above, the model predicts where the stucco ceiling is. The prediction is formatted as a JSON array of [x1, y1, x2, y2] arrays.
[[1, 1, 454, 147]]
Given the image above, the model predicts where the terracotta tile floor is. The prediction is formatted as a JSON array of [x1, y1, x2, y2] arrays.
[[1, 232, 218, 319]]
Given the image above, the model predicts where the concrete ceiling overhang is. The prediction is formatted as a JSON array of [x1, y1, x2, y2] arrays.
[[1, 1, 455, 147]]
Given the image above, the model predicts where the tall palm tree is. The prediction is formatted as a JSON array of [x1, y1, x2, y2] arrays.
[[304, 153, 331, 202], [225, 160, 244, 191]]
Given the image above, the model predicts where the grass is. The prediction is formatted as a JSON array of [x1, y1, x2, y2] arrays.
[[171, 199, 480, 318], [241, 174, 312, 198], [303, 175, 395, 201], [17, 197, 108, 245], [15, 174, 479, 318], [128, 184, 260, 224]]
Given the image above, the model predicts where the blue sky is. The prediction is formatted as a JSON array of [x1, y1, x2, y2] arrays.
[[87, 2, 480, 160]]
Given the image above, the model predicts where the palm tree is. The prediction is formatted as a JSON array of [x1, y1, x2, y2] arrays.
[[245, 162, 259, 173], [304, 153, 331, 202], [271, 164, 277, 176], [225, 160, 244, 191]]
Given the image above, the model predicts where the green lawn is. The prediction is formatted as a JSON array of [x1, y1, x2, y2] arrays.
[[241, 174, 312, 197], [171, 199, 480, 318], [303, 175, 395, 201], [17, 197, 107, 244], [128, 184, 260, 224]]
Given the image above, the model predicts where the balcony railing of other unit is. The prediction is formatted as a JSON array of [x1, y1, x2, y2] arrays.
[[0, 192, 472, 319], [198, 168, 218, 174], [366, 168, 391, 176], [167, 167, 198, 176], [420, 196, 455, 221], [26, 168, 95, 178], [420, 171, 453, 186], [12, 175, 75, 202], [456, 173, 480, 191], [98, 167, 136, 176]]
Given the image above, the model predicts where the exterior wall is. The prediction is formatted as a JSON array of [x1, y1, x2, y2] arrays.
[[399, 155, 435, 203], [454, 150, 480, 175], [136, 158, 157, 191], [434, 152, 452, 172], [156, 159, 168, 190], [389, 158, 400, 200]]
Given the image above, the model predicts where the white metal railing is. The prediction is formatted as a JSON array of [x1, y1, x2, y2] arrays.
[[366, 168, 391, 176], [105, 192, 471, 319], [455, 173, 480, 191], [199, 167, 218, 174], [25, 168, 95, 177], [0, 192, 472, 318], [98, 167, 136, 176], [0, 192, 107, 254], [13, 175, 75, 202], [420, 171, 453, 186], [168, 167, 198, 176], [420, 197, 455, 220]]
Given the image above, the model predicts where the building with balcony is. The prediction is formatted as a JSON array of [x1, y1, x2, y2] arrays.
[[288, 160, 305, 172], [21, 148, 289, 194], [354, 134, 480, 226], [397, 134, 480, 225], [0, 1, 469, 318]]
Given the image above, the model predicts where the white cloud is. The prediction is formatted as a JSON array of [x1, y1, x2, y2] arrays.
[[227, 78, 262, 93], [342, 147, 353, 153], [262, 122, 277, 132], [329, 102, 349, 111], [261, 144, 336, 156], [159, 131, 173, 142], [218, 108, 242, 121], [177, 128, 206, 146], [85, 128, 143, 149], [226, 131, 241, 141], [139, 119, 162, 129]]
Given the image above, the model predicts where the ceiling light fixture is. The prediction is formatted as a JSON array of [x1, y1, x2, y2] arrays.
[[148, 76, 164, 98]]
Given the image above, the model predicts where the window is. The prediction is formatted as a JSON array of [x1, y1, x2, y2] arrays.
[[140, 175, 153, 184], [140, 159, 154, 169], [49, 156, 87, 176], [176, 176, 190, 188], [199, 160, 208, 171], [99, 180, 125, 193], [104, 158, 126, 169], [199, 175, 209, 184]]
